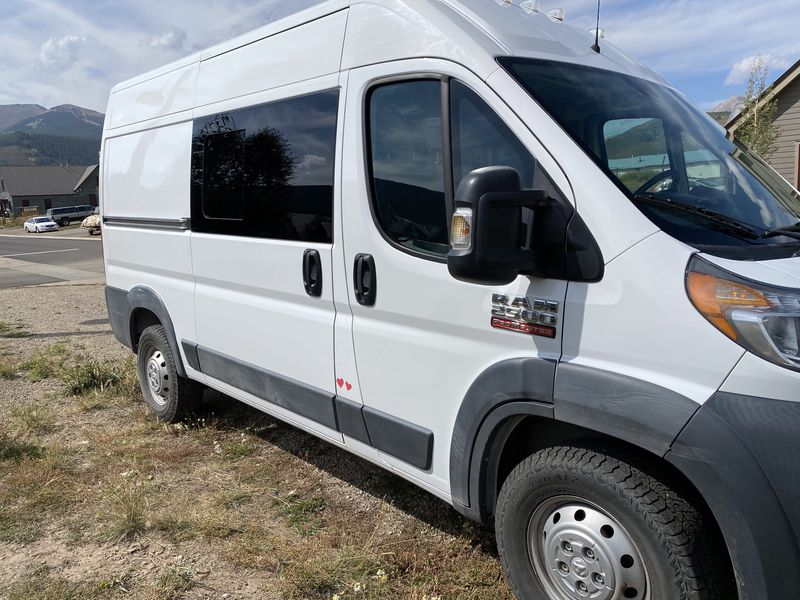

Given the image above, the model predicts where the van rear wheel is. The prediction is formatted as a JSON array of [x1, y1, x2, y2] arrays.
[[136, 325, 198, 422], [495, 446, 731, 600]]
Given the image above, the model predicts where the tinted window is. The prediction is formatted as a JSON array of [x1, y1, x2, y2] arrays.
[[368, 80, 448, 257], [191, 90, 338, 243], [203, 130, 246, 220], [449, 80, 560, 194]]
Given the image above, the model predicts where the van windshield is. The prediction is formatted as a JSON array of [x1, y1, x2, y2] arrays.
[[500, 58, 800, 259]]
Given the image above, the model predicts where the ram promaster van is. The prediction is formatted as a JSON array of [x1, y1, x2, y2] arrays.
[[101, 2, 800, 598]]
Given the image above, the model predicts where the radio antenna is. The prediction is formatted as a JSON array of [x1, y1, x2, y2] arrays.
[[591, 0, 602, 53]]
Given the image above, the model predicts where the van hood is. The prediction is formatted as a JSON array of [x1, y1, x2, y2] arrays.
[[700, 253, 800, 288]]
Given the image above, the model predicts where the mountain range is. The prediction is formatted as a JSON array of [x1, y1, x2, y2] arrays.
[[0, 104, 103, 165], [0, 104, 104, 139]]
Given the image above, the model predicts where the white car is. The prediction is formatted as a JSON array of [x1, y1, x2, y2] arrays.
[[24, 217, 59, 233]]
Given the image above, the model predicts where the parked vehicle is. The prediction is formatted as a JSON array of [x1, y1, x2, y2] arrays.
[[101, 2, 800, 599], [46, 205, 95, 227], [81, 214, 102, 236], [23, 216, 59, 233]]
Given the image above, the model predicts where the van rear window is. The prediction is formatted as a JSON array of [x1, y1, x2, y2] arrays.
[[191, 90, 339, 243]]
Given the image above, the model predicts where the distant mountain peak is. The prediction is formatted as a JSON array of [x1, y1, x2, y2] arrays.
[[0, 104, 47, 131], [0, 103, 104, 139], [711, 96, 744, 114]]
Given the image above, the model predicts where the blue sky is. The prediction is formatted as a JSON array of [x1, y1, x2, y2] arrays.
[[1, 0, 798, 113]]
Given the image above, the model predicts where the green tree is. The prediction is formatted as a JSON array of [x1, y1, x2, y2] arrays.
[[735, 55, 779, 159]]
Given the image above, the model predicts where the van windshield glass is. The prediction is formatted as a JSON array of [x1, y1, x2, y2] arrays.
[[500, 58, 800, 258]]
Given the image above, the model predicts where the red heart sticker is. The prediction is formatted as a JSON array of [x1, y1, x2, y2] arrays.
[[345, 382, 353, 391], [336, 378, 344, 388]]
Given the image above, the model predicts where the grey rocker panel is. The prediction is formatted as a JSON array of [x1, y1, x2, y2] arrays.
[[187, 344, 433, 470], [554, 362, 700, 457], [105, 285, 187, 378], [335, 396, 371, 445], [363, 406, 434, 471], [668, 391, 800, 600], [195, 345, 338, 431]]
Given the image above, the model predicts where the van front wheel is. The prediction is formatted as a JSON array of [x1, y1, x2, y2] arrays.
[[496, 446, 730, 600], [136, 325, 198, 422]]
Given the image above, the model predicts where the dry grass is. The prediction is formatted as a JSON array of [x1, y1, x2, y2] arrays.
[[104, 481, 149, 542], [0, 327, 513, 599], [61, 358, 138, 398], [0, 320, 32, 339], [9, 403, 56, 435], [21, 343, 70, 382], [0, 355, 20, 379]]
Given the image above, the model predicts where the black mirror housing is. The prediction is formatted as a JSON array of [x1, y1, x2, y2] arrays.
[[447, 166, 604, 286]]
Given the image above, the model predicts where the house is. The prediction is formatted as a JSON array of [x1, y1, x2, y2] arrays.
[[0, 164, 98, 217], [727, 58, 800, 188]]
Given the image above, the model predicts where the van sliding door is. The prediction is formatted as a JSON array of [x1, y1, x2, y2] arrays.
[[189, 89, 341, 438]]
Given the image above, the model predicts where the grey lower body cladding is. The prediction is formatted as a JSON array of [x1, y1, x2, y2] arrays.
[[186, 342, 434, 471], [667, 391, 800, 600]]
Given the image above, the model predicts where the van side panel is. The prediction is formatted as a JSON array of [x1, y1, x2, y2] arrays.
[[194, 10, 348, 109], [108, 63, 198, 130], [103, 124, 192, 219], [102, 121, 198, 374]]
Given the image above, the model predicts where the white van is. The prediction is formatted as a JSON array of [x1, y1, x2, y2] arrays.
[[101, 2, 800, 599]]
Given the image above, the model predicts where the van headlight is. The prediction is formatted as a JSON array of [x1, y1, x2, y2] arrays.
[[687, 256, 800, 371]]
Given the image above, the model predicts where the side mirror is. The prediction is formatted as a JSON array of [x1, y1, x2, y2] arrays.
[[447, 166, 552, 285]]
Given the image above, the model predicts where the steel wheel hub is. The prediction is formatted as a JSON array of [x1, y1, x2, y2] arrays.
[[529, 498, 648, 600], [145, 350, 170, 406]]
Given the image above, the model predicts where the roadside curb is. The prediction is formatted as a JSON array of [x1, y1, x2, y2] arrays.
[[0, 233, 100, 241]]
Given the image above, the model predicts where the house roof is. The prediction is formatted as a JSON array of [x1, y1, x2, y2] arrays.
[[727, 57, 800, 131], [73, 165, 98, 192], [0, 165, 92, 197]]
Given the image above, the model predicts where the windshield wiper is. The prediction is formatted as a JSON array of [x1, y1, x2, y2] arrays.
[[633, 193, 762, 240], [763, 223, 800, 240]]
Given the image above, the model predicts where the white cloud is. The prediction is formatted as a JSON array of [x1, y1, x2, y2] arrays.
[[149, 28, 189, 52], [298, 154, 327, 171], [724, 54, 792, 86], [4, 0, 800, 112], [39, 35, 90, 68]]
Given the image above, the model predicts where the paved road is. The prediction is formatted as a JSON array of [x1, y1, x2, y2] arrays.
[[0, 233, 104, 288]]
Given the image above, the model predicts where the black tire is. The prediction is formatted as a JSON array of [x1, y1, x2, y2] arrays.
[[136, 324, 199, 422], [496, 446, 732, 600], [59, 217, 69, 226]]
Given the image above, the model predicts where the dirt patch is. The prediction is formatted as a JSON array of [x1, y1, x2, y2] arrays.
[[0, 284, 512, 600]]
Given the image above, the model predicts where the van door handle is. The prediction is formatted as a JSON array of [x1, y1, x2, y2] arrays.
[[353, 254, 377, 306], [303, 249, 323, 297]]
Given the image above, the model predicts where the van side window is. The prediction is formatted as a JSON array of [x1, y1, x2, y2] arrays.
[[203, 130, 246, 220], [368, 80, 448, 257], [367, 79, 564, 259], [450, 81, 535, 190], [191, 90, 339, 243]]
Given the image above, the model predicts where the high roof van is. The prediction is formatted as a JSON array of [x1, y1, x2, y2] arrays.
[[101, 2, 800, 598]]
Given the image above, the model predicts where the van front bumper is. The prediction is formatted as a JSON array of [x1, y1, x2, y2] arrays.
[[667, 391, 800, 600]]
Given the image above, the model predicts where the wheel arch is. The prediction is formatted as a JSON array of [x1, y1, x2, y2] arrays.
[[105, 285, 187, 378], [450, 359, 739, 595]]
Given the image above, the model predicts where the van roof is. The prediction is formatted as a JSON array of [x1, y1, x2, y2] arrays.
[[110, 0, 662, 96]]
